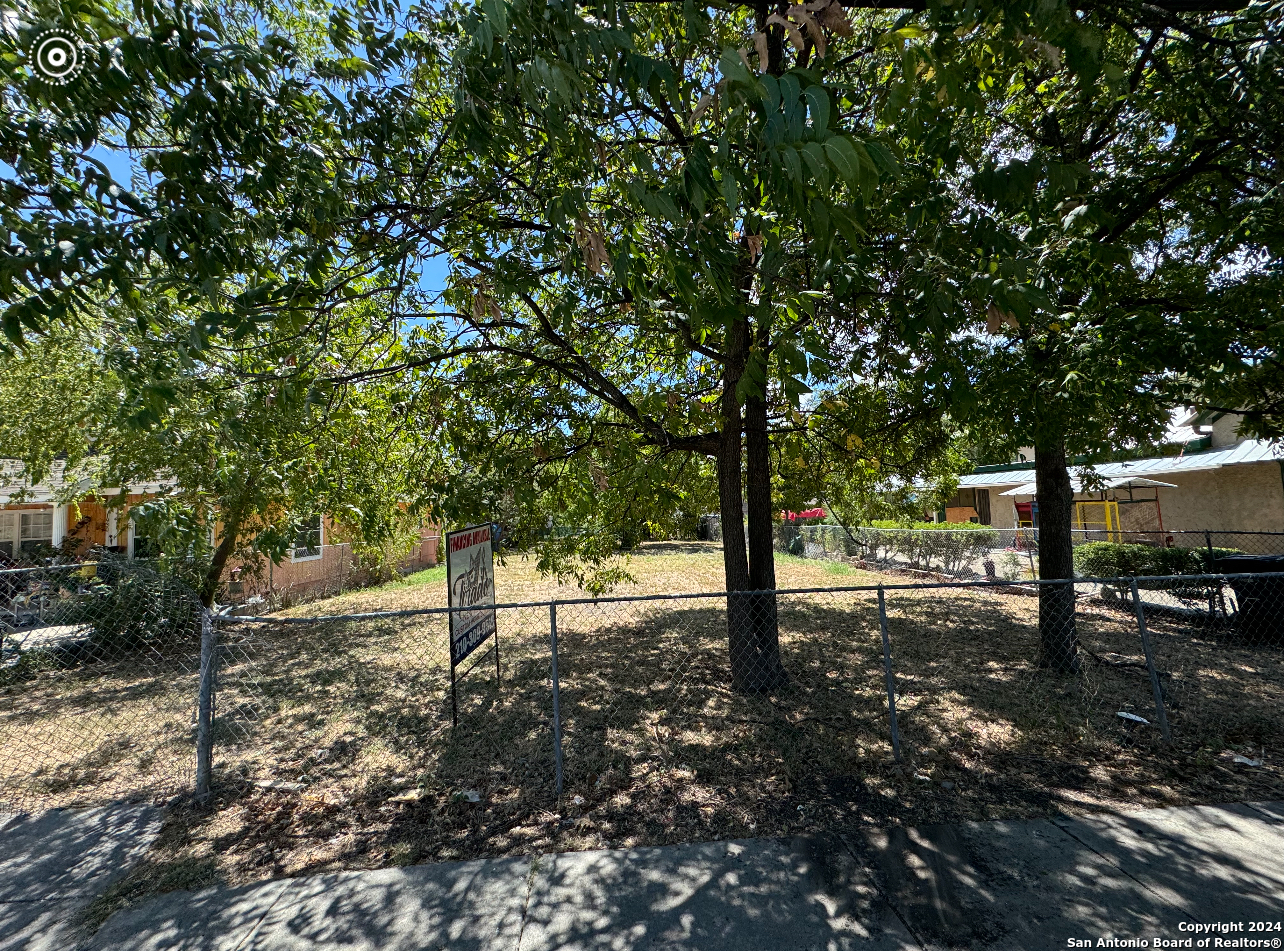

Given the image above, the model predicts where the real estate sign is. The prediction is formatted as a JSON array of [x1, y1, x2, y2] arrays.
[[446, 524, 497, 668]]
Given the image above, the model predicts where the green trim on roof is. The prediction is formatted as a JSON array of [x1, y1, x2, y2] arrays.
[[973, 462, 1036, 474]]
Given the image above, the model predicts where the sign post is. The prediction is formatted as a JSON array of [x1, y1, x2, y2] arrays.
[[446, 524, 498, 726]]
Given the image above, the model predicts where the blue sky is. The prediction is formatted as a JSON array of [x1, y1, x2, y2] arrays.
[[2, 138, 456, 303]]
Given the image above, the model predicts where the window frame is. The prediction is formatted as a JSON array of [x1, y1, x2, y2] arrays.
[[0, 511, 16, 559], [127, 517, 159, 560], [290, 515, 323, 562], [18, 509, 54, 554]]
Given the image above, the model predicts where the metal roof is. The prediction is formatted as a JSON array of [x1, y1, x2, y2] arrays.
[[999, 476, 1179, 497], [959, 440, 1281, 490]]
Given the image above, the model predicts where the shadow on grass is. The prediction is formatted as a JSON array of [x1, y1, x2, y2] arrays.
[[1, 646, 200, 811], [14, 586, 1284, 908], [631, 541, 725, 557]]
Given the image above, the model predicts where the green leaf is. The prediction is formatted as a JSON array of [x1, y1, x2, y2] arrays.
[[481, 0, 508, 38], [803, 86, 830, 136], [863, 140, 900, 177], [849, 139, 877, 202], [718, 47, 756, 90], [823, 136, 863, 189], [832, 209, 865, 249], [778, 145, 804, 184], [760, 74, 781, 113], [800, 141, 830, 189]]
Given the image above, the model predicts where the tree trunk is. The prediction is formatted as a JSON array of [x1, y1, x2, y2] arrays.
[[742, 356, 788, 692], [201, 510, 245, 609], [1034, 435, 1080, 672], [719, 316, 770, 692]]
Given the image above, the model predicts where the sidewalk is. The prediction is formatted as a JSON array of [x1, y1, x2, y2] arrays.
[[0, 805, 160, 951], [7, 801, 1283, 950]]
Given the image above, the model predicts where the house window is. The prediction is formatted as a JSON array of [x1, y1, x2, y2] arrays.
[[0, 509, 56, 558], [0, 512, 16, 558], [291, 515, 323, 562], [19, 510, 54, 553], [129, 518, 160, 559]]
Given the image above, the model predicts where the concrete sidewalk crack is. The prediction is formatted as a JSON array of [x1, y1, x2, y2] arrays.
[[1242, 801, 1282, 824], [514, 853, 541, 951], [835, 833, 927, 950], [1052, 819, 1205, 926], [230, 879, 298, 951]]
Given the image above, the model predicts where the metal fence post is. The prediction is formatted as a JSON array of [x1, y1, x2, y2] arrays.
[[1129, 578, 1173, 743], [549, 602, 564, 797], [195, 607, 218, 801], [1205, 530, 1218, 619], [876, 587, 903, 763]]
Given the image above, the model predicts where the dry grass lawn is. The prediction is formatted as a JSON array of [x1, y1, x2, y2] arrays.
[[0, 646, 198, 813], [6, 542, 1280, 926], [274, 540, 882, 616]]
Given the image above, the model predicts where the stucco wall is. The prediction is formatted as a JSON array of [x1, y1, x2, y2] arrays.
[[968, 462, 1284, 541], [989, 495, 1018, 530], [1153, 462, 1284, 535], [1210, 414, 1246, 448]]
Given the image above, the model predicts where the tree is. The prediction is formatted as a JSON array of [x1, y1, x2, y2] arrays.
[[322, 0, 993, 690], [775, 380, 968, 529], [0, 294, 443, 605], [1191, 273, 1284, 440], [947, 1, 1283, 670]]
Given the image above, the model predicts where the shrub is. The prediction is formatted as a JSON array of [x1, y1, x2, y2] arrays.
[[1073, 542, 1242, 580], [856, 522, 1000, 574], [55, 562, 203, 653]]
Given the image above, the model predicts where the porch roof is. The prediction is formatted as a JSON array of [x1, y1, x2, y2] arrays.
[[959, 440, 1280, 491]]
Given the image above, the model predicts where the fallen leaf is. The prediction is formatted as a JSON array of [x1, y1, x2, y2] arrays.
[[389, 788, 426, 804], [255, 780, 305, 792]]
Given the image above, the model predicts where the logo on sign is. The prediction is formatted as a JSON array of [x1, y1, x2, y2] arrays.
[[446, 525, 497, 668]]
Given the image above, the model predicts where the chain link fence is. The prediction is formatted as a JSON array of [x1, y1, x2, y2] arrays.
[[3, 568, 1281, 853], [0, 560, 205, 812], [775, 524, 1284, 580], [199, 575, 1283, 835]]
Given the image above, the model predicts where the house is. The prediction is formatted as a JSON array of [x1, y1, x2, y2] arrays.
[[0, 461, 440, 599], [943, 413, 1284, 541]]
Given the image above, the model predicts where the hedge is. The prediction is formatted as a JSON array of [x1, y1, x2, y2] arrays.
[[857, 523, 1000, 574], [778, 521, 1002, 575], [1073, 542, 1242, 579]]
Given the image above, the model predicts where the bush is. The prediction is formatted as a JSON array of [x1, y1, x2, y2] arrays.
[[55, 562, 203, 653], [1073, 542, 1242, 579], [856, 522, 1000, 574]]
